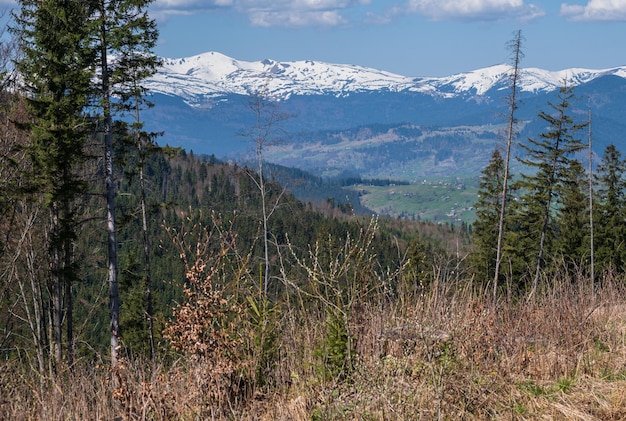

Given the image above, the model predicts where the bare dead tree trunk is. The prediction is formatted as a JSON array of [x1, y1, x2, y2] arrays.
[[137, 128, 155, 361], [245, 93, 288, 297], [493, 29, 523, 299], [64, 225, 73, 368], [13, 205, 47, 374], [256, 133, 271, 296], [61, 171, 75, 369], [588, 97, 595, 297], [51, 206, 62, 369]]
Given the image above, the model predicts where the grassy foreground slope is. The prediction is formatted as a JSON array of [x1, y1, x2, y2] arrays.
[[4, 275, 626, 420]]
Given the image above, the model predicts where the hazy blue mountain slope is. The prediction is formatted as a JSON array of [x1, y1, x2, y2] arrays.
[[143, 53, 626, 181]]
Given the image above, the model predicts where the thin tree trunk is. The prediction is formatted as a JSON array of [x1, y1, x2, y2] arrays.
[[30, 256, 46, 375], [258, 145, 270, 296], [532, 204, 550, 301], [141, 167, 155, 361], [588, 97, 595, 297], [252, 95, 271, 297], [132, 79, 156, 360], [62, 187, 74, 368], [51, 205, 62, 369], [98, 6, 120, 367], [138, 134, 155, 361], [106, 111, 120, 367], [64, 234, 73, 368], [494, 29, 523, 299], [15, 206, 47, 374], [531, 151, 560, 303]]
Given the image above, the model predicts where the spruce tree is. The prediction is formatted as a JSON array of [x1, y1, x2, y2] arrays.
[[555, 159, 589, 272], [594, 144, 626, 274], [472, 149, 507, 285], [517, 84, 587, 298], [12, 0, 94, 369]]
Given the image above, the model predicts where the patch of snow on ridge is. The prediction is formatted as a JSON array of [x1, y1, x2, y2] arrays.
[[153, 52, 419, 101], [148, 52, 626, 104], [448, 64, 511, 95]]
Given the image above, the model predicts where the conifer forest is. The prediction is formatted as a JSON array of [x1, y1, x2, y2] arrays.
[[1, 5, 626, 420]]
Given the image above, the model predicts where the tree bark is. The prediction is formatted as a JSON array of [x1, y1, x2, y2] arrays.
[[98, 4, 120, 366]]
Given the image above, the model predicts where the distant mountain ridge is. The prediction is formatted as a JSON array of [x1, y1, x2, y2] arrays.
[[147, 51, 626, 102], [143, 51, 626, 183]]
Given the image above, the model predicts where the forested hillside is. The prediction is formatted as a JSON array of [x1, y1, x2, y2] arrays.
[[2, 125, 462, 355], [3, 4, 626, 420]]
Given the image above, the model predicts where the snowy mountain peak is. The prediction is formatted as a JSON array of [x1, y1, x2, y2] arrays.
[[147, 52, 626, 105]]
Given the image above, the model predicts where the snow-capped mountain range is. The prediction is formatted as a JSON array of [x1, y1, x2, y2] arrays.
[[143, 51, 626, 184], [147, 51, 626, 103]]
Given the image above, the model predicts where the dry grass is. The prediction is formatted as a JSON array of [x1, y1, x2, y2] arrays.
[[4, 276, 626, 420]]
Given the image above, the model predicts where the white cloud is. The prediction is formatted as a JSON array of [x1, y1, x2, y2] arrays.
[[249, 10, 346, 27], [364, 11, 393, 24], [403, 0, 544, 21], [152, 0, 546, 26], [154, 0, 222, 10], [151, 0, 230, 20], [560, 0, 626, 21], [153, 0, 367, 27]]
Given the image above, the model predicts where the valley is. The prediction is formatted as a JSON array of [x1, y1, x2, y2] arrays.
[[6, 3, 626, 417], [143, 52, 626, 224], [347, 177, 478, 223]]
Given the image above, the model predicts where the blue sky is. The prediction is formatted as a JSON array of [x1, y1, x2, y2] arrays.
[[1, 0, 623, 76], [148, 0, 625, 76]]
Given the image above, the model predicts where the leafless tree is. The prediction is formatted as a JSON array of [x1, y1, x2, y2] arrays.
[[588, 97, 595, 296], [493, 30, 524, 299], [242, 91, 290, 296]]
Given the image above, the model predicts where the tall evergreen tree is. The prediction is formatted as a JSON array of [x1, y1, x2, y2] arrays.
[[517, 84, 587, 298], [12, 0, 94, 369], [555, 159, 589, 271], [594, 144, 626, 274], [89, 0, 159, 366], [472, 150, 507, 285]]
